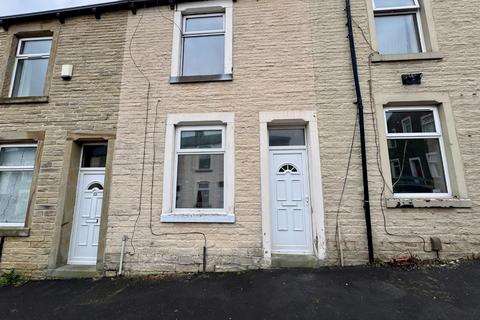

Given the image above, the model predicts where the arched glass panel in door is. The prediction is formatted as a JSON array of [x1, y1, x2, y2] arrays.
[[278, 164, 299, 174]]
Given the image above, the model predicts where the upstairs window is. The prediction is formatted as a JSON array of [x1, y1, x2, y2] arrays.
[[10, 37, 52, 97], [0, 145, 37, 226], [182, 14, 225, 76], [384, 107, 450, 197], [373, 0, 424, 54], [170, 0, 233, 82]]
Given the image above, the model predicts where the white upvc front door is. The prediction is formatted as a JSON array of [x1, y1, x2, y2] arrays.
[[269, 149, 313, 254], [68, 170, 105, 265]]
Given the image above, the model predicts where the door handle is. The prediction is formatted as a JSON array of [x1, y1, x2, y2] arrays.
[[85, 219, 99, 223], [305, 196, 310, 205]]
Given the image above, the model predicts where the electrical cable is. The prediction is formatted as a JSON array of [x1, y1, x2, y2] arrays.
[[127, 7, 148, 256], [125, 5, 208, 269], [351, 18, 433, 253], [334, 111, 358, 265]]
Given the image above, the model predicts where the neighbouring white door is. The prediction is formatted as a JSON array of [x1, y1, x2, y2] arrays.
[[269, 149, 313, 254], [68, 171, 105, 265]]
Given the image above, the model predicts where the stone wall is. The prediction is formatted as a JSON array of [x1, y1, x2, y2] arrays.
[[309, 0, 480, 264], [0, 12, 127, 278], [108, 0, 480, 273], [106, 0, 320, 273]]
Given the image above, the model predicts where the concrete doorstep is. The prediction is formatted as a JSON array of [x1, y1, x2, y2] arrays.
[[47, 264, 101, 279]]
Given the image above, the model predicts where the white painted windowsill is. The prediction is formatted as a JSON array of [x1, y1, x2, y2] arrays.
[[160, 212, 235, 223]]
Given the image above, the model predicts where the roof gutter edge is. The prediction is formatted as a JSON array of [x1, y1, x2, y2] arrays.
[[0, 0, 192, 28]]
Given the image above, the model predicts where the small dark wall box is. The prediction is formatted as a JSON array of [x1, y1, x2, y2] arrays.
[[402, 73, 422, 85]]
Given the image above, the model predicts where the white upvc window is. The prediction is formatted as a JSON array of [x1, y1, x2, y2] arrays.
[[174, 126, 226, 210], [162, 113, 235, 223], [384, 106, 451, 198], [0, 144, 37, 227], [181, 13, 225, 76], [9, 37, 52, 97], [171, 0, 233, 79], [372, 0, 425, 55]]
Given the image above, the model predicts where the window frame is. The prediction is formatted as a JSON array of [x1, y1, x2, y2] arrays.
[[180, 13, 226, 77], [173, 125, 226, 213], [161, 112, 235, 223], [384, 106, 451, 198], [8, 37, 53, 98], [170, 0, 233, 82], [0, 143, 37, 227], [372, 0, 426, 54]]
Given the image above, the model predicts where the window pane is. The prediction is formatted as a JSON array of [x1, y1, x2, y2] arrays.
[[20, 39, 52, 55], [180, 130, 222, 149], [386, 110, 436, 133], [374, 0, 416, 9], [269, 129, 305, 146], [82, 145, 107, 168], [375, 14, 421, 54], [176, 154, 224, 209], [185, 16, 223, 32], [0, 147, 36, 167], [12, 58, 49, 97], [182, 35, 225, 76], [388, 138, 447, 194], [0, 171, 33, 224], [198, 155, 211, 170]]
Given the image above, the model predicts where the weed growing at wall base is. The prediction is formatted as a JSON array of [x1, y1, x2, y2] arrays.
[[0, 270, 28, 287]]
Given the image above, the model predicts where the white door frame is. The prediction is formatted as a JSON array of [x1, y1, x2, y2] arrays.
[[259, 111, 326, 264]]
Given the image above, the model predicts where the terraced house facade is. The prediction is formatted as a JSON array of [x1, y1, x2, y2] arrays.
[[0, 0, 478, 278]]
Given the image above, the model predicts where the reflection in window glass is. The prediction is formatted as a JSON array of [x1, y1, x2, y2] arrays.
[[0, 145, 36, 226], [176, 154, 224, 208], [185, 16, 223, 32], [12, 59, 49, 97], [386, 110, 436, 133], [198, 155, 211, 170], [374, 0, 416, 9], [11, 38, 52, 97], [269, 129, 305, 146], [375, 14, 421, 55], [390, 159, 401, 178], [182, 35, 225, 76], [0, 147, 36, 167], [388, 139, 447, 194], [180, 130, 222, 149], [0, 171, 33, 224], [20, 39, 52, 55], [182, 14, 225, 76], [82, 145, 107, 168]]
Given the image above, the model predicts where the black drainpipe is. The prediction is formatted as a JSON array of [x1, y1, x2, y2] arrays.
[[0, 236, 4, 262], [345, 0, 374, 263]]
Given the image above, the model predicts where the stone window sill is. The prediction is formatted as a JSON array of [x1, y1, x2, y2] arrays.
[[160, 212, 235, 223], [0, 96, 49, 105], [169, 74, 233, 84], [0, 227, 30, 237], [370, 52, 443, 63], [385, 198, 472, 208]]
